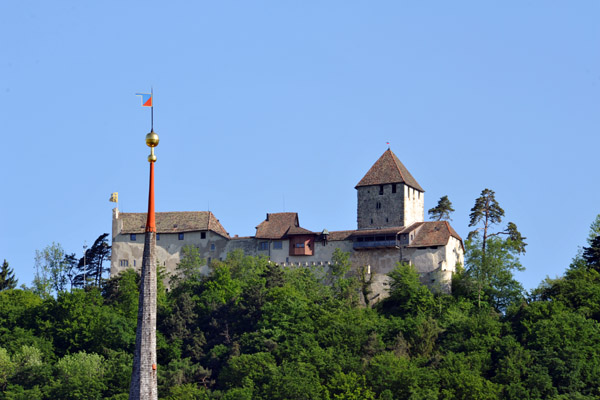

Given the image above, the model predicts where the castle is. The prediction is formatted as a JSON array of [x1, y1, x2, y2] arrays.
[[110, 149, 464, 298]]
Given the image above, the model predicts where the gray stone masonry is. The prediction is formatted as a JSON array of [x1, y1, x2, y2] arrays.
[[129, 231, 158, 400], [357, 183, 424, 229]]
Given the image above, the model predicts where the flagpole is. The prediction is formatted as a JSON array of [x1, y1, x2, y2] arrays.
[[151, 87, 154, 132]]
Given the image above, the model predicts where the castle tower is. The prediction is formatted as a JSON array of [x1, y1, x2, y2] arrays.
[[356, 149, 425, 229]]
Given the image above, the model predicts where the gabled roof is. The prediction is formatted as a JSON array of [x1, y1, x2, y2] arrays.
[[409, 221, 462, 249], [286, 226, 315, 236], [119, 211, 230, 238], [255, 212, 300, 239], [356, 148, 424, 192]]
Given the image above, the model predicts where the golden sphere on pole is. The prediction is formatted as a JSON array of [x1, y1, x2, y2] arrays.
[[145, 131, 159, 147]]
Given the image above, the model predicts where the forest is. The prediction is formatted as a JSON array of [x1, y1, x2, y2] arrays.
[[1, 195, 600, 399]]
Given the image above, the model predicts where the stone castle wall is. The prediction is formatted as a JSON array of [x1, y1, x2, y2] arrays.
[[357, 183, 424, 229]]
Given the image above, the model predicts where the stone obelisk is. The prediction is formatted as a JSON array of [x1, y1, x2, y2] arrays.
[[129, 130, 159, 400]]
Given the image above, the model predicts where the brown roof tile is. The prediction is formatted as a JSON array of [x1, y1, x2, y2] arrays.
[[286, 226, 316, 236], [356, 149, 424, 191], [255, 213, 300, 239], [408, 221, 462, 248], [120, 211, 230, 238], [326, 230, 355, 241]]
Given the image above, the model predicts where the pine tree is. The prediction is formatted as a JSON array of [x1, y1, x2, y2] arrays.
[[75, 234, 111, 288], [428, 195, 455, 221], [583, 235, 600, 271], [0, 260, 17, 291], [466, 189, 527, 309]]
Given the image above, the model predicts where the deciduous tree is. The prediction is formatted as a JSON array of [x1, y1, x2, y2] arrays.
[[33, 242, 68, 298]]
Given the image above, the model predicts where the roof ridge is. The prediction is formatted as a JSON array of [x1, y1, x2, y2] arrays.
[[390, 150, 407, 184]]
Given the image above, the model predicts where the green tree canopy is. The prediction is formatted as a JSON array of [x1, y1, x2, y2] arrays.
[[428, 195, 455, 221], [0, 260, 17, 291]]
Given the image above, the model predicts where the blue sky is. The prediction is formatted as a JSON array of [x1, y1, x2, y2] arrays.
[[1, 1, 598, 291]]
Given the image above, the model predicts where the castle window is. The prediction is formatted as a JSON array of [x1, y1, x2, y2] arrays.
[[392, 183, 397, 193], [178, 233, 184, 240], [201, 232, 206, 239], [156, 234, 160, 240], [210, 243, 215, 251], [259, 241, 269, 251], [273, 241, 283, 249], [386, 217, 389, 222], [379, 185, 384, 195], [130, 234, 136, 241], [370, 218, 373, 224], [119, 259, 129, 267], [376, 201, 381, 209], [133, 260, 136, 267], [208, 257, 212, 264]]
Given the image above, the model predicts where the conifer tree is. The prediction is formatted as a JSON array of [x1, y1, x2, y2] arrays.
[[583, 235, 600, 271], [466, 189, 527, 309], [75, 234, 111, 288], [428, 195, 455, 221], [0, 259, 17, 291], [468, 189, 527, 256]]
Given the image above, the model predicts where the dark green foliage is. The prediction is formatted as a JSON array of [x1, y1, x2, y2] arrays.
[[5, 219, 600, 398], [465, 189, 527, 310], [583, 235, 600, 271], [74, 233, 111, 289], [428, 195, 455, 221], [0, 260, 17, 291], [468, 188, 505, 237]]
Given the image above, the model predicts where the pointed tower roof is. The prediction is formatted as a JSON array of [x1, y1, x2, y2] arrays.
[[356, 149, 424, 191]]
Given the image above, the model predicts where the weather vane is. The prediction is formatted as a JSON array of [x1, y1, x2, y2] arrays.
[[136, 88, 154, 131]]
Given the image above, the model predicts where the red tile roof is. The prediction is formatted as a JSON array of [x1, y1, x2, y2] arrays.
[[286, 226, 315, 236], [255, 212, 300, 239], [326, 230, 355, 241], [356, 149, 424, 192], [409, 221, 463, 248], [119, 211, 230, 238]]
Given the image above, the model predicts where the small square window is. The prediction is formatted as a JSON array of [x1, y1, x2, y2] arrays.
[[130, 234, 136, 241], [201, 232, 206, 239], [178, 233, 184, 240], [273, 241, 283, 250]]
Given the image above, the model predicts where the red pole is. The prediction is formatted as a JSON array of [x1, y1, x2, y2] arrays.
[[145, 161, 156, 233]]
